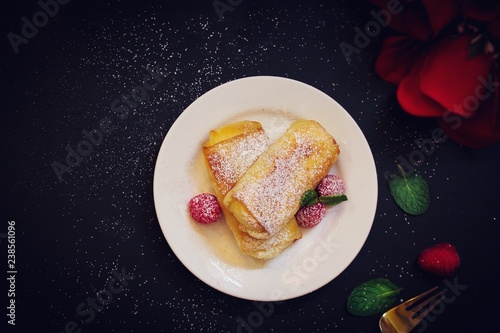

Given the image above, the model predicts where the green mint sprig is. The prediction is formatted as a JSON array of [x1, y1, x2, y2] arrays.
[[389, 164, 430, 215], [347, 278, 402, 317], [300, 189, 348, 207]]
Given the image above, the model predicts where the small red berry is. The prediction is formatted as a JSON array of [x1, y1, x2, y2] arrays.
[[188, 193, 221, 224], [317, 174, 345, 197], [418, 242, 460, 277], [296, 203, 326, 228]]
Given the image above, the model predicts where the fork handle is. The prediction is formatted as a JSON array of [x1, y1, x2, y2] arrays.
[[379, 319, 398, 333]]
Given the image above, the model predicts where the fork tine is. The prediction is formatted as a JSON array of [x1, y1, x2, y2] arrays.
[[412, 293, 445, 321], [401, 286, 439, 309], [380, 287, 444, 333], [408, 287, 441, 313]]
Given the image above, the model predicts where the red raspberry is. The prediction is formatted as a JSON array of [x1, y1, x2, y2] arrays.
[[417, 242, 460, 277], [296, 203, 326, 228], [317, 174, 345, 197], [188, 193, 221, 224]]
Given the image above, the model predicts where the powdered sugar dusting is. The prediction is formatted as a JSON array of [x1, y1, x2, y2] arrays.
[[202, 122, 300, 260], [206, 130, 269, 196], [235, 135, 312, 235], [231, 121, 338, 235], [240, 220, 299, 254]]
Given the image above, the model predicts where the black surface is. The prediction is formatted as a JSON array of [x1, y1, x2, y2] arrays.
[[1, 1, 499, 332]]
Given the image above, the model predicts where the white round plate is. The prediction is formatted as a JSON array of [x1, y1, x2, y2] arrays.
[[153, 76, 377, 301]]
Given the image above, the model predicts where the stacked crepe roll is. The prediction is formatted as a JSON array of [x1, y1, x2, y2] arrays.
[[203, 119, 339, 259]]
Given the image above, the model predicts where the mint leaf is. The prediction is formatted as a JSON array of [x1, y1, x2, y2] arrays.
[[389, 165, 429, 215], [347, 278, 401, 317], [300, 190, 318, 206], [319, 194, 348, 206]]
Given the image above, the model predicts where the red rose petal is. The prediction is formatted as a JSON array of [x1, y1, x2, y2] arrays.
[[419, 35, 493, 116], [396, 50, 445, 117], [422, 0, 461, 36], [438, 77, 500, 148], [369, 0, 433, 41], [375, 35, 427, 85]]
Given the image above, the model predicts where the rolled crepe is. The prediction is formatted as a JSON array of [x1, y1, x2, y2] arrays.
[[223, 120, 340, 237], [203, 121, 302, 259]]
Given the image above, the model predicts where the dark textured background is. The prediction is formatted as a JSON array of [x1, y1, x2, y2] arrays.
[[1, 0, 499, 332]]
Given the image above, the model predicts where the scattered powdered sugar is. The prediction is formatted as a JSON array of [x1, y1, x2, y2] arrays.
[[206, 130, 269, 196], [232, 121, 338, 235], [235, 136, 312, 235], [203, 122, 303, 260], [240, 219, 299, 254]]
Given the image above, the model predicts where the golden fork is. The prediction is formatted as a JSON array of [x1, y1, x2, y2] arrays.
[[379, 287, 444, 333]]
